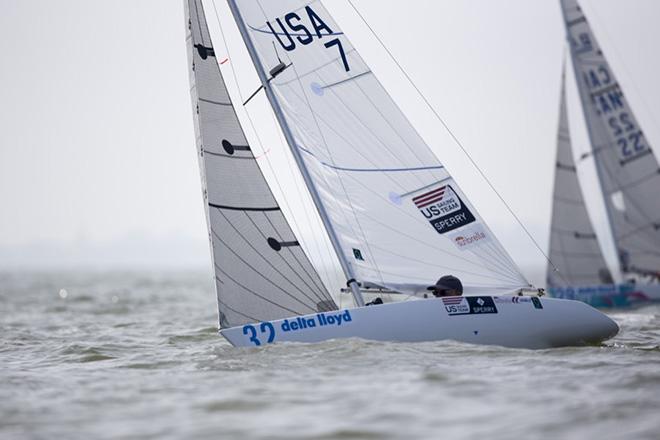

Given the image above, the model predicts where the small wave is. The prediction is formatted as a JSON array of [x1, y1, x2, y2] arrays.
[[121, 361, 181, 370], [60, 345, 116, 363], [422, 371, 450, 382], [200, 399, 269, 413], [315, 429, 383, 439], [79, 353, 115, 363], [166, 327, 218, 345], [69, 295, 95, 303]]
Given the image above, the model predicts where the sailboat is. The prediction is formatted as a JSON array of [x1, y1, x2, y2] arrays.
[[185, 0, 617, 349], [547, 0, 660, 308]]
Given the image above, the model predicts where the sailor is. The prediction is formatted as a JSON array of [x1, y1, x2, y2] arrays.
[[365, 297, 383, 306], [426, 275, 463, 298]]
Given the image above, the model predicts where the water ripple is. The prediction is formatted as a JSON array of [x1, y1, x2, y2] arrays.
[[1, 270, 659, 440]]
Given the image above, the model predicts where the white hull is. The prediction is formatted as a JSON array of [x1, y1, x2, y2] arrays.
[[221, 296, 618, 349]]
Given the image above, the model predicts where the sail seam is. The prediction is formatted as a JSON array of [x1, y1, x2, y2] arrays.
[[275, 48, 359, 86], [617, 170, 659, 191], [214, 209, 331, 304], [280, 59, 433, 184], [344, 191, 525, 279], [616, 220, 660, 241], [281, 81, 427, 185], [211, 229, 322, 309], [344, 69, 436, 176], [214, 263, 310, 315], [297, 144, 444, 173], [619, 148, 652, 166], [287, 61, 387, 286], [199, 97, 232, 106], [598, 145, 659, 233], [260, 212, 332, 299], [566, 16, 586, 28], [203, 150, 254, 160], [366, 242, 522, 284], [239, 211, 333, 303], [588, 82, 619, 97], [321, 70, 372, 89], [214, 283, 260, 323]]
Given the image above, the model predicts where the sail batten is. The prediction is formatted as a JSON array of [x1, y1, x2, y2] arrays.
[[186, 0, 337, 328], [209, 203, 280, 211]]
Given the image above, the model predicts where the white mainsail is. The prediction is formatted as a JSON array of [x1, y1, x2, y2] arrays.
[[547, 67, 611, 287], [561, 0, 660, 281], [224, 0, 531, 295], [186, 0, 337, 328]]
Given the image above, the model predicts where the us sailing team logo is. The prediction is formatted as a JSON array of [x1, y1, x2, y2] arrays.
[[442, 296, 498, 316], [441, 296, 469, 315], [413, 185, 475, 235]]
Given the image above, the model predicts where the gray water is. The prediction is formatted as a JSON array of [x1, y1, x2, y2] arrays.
[[1, 271, 659, 440]]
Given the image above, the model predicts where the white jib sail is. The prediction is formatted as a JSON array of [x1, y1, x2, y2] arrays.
[[561, 0, 660, 280], [225, 0, 531, 294], [547, 65, 611, 287], [186, 0, 338, 328]]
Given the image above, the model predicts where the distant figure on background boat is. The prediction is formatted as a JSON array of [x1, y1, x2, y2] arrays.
[[427, 275, 463, 298]]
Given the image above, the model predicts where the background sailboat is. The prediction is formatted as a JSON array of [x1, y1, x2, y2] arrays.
[[548, 0, 660, 307], [547, 67, 612, 288]]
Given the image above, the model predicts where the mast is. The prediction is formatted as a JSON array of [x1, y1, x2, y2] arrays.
[[560, 5, 622, 283], [225, 0, 365, 307]]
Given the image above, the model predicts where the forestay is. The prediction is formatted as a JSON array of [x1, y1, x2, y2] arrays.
[[185, 0, 337, 328], [227, 0, 531, 294], [547, 68, 611, 287], [561, 0, 660, 279]]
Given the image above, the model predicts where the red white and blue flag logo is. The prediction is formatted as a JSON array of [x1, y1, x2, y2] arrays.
[[441, 296, 498, 316], [413, 184, 475, 235], [441, 297, 464, 306], [413, 186, 447, 208], [441, 296, 470, 315]]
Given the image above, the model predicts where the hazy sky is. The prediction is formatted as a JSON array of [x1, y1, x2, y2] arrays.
[[1, 1, 658, 281]]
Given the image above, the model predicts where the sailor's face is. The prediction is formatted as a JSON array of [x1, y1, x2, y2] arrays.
[[433, 288, 458, 297]]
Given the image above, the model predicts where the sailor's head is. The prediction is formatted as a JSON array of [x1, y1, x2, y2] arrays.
[[427, 275, 463, 297]]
